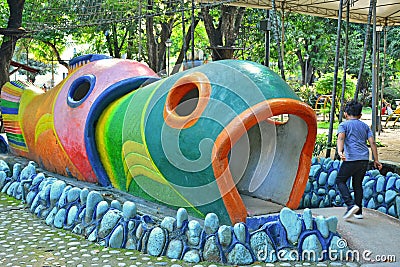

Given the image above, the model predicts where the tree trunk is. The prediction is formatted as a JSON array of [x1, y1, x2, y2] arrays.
[[201, 5, 245, 61], [171, 19, 200, 75], [0, 0, 25, 90], [112, 24, 121, 58], [145, 0, 175, 74], [104, 30, 114, 57], [126, 24, 135, 59], [146, 14, 158, 71]]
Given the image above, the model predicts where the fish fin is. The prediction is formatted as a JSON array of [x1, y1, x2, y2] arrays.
[[123, 141, 168, 188], [68, 54, 112, 73], [35, 113, 54, 144], [122, 140, 204, 216]]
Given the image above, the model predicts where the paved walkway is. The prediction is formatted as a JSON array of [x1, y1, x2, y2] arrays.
[[311, 207, 400, 265]]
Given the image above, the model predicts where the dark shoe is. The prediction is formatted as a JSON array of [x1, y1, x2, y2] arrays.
[[343, 205, 359, 220]]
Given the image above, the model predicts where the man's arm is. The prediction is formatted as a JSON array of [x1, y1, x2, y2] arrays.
[[337, 132, 346, 160], [368, 136, 383, 170]]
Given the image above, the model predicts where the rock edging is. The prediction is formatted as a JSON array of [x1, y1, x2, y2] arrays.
[[0, 159, 345, 264], [301, 157, 400, 219]]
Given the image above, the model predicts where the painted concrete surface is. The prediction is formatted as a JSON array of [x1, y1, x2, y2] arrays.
[[310, 207, 400, 265]]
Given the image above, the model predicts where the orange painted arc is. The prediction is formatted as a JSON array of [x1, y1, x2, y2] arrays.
[[212, 98, 317, 224], [164, 72, 211, 129]]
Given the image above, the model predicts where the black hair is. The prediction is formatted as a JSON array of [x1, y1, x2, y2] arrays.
[[344, 100, 363, 116]]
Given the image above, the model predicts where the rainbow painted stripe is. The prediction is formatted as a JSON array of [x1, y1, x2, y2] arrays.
[[1, 81, 29, 152]]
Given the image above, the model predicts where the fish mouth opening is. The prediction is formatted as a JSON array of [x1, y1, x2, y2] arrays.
[[86, 76, 160, 187], [212, 99, 317, 223]]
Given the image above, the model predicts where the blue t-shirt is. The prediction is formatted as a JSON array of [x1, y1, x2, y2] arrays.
[[337, 119, 373, 161]]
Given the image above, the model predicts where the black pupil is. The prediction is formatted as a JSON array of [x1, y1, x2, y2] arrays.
[[72, 81, 90, 102]]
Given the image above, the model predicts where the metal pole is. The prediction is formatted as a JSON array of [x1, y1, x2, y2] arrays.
[[339, 1, 350, 123], [138, 0, 142, 61], [380, 25, 388, 134], [265, 10, 270, 67], [371, 0, 377, 140], [191, 0, 195, 67], [326, 0, 344, 158], [182, 0, 187, 63], [167, 46, 170, 76], [377, 29, 381, 134]]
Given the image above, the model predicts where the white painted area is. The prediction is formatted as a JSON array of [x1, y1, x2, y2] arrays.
[[231, 115, 308, 206]]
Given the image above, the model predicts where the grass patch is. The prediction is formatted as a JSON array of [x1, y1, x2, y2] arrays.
[[362, 107, 372, 114], [317, 121, 339, 129]]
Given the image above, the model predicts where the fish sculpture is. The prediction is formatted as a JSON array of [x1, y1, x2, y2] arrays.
[[1, 54, 317, 224]]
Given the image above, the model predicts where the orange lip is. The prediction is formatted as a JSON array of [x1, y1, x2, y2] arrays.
[[211, 98, 317, 224]]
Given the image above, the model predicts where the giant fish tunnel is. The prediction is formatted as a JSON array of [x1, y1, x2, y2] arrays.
[[0, 55, 317, 225]]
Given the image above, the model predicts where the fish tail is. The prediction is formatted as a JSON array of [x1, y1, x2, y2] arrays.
[[0, 81, 30, 152]]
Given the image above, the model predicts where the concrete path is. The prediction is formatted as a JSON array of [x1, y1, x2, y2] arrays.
[[310, 207, 400, 265]]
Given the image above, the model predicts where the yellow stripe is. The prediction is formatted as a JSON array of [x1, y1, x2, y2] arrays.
[[2, 84, 24, 96], [2, 114, 19, 121], [122, 140, 148, 157], [124, 151, 168, 186], [9, 143, 29, 152], [127, 165, 169, 186], [35, 113, 53, 144], [96, 94, 132, 186]]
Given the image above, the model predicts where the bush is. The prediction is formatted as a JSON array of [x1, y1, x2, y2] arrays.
[[315, 71, 356, 100], [296, 85, 317, 107], [313, 133, 337, 157]]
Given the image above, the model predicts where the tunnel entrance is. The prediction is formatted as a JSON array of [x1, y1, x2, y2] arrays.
[[228, 115, 307, 216]]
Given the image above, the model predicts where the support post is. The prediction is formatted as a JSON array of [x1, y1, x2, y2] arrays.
[[326, 0, 344, 158], [371, 0, 377, 140], [339, 1, 350, 123]]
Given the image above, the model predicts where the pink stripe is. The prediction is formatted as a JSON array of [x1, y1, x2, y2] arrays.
[[1, 92, 21, 102]]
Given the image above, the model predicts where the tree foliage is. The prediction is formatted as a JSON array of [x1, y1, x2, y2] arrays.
[[315, 70, 356, 101]]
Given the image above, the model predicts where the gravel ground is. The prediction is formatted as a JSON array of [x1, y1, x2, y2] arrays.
[[0, 194, 367, 267]]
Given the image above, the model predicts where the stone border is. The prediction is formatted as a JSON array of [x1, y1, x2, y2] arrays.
[[301, 157, 400, 219], [0, 159, 346, 264]]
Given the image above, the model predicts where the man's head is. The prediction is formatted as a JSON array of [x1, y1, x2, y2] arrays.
[[344, 100, 363, 117]]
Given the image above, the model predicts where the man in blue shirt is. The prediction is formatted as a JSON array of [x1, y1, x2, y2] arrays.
[[336, 100, 382, 220]]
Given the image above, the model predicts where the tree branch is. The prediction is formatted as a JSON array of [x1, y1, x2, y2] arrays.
[[39, 40, 68, 69]]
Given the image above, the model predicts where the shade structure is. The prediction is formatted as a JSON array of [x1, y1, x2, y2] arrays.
[[198, 0, 400, 26]]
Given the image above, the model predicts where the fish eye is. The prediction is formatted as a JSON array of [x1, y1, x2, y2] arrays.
[[164, 72, 211, 129], [67, 75, 96, 107]]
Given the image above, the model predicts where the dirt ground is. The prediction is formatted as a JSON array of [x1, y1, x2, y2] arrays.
[[375, 126, 400, 163], [318, 113, 400, 164], [360, 113, 400, 163]]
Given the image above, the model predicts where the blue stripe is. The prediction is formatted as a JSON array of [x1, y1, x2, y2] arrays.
[[0, 107, 19, 114], [85, 76, 160, 187], [69, 54, 112, 67], [10, 81, 25, 89], [8, 138, 26, 147]]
